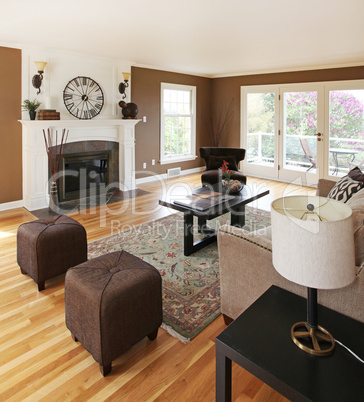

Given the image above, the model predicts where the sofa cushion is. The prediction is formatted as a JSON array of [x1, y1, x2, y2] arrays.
[[207, 155, 238, 171], [316, 179, 336, 197], [328, 176, 364, 202], [346, 188, 364, 266], [348, 166, 364, 185]]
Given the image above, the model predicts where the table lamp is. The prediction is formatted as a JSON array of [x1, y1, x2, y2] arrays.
[[271, 196, 356, 356]]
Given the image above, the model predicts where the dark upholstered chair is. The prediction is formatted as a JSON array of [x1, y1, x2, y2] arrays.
[[17, 214, 87, 291], [200, 147, 247, 186], [65, 250, 163, 376]]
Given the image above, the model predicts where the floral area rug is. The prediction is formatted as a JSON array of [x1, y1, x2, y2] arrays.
[[88, 207, 271, 343]]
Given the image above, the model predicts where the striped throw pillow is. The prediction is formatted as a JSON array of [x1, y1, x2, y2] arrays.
[[328, 176, 364, 203]]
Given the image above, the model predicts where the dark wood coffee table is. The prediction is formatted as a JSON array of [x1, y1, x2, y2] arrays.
[[216, 286, 364, 401], [159, 184, 269, 256]]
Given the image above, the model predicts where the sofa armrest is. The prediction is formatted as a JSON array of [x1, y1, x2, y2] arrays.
[[217, 224, 364, 323], [316, 179, 336, 197], [217, 225, 279, 320]]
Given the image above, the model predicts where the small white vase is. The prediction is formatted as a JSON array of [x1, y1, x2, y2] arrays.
[[222, 179, 232, 188]]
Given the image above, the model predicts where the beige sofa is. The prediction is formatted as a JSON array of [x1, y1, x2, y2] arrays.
[[217, 179, 364, 324]]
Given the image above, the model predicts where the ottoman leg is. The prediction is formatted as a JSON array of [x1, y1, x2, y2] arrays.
[[147, 327, 159, 341], [100, 363, 112, 377], [20, 267, 26, 275], [71, 333, 78, 342], [37, 282, 45, 292]]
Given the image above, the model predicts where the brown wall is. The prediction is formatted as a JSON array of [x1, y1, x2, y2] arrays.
[[131, 67, 212, 179], [0, 47, 22, 203], [0, 55, 363, 203], [211, 66, 364, 147]]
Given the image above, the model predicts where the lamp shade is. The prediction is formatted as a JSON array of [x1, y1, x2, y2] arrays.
[[34, 61, 47, 72], [122, 72, 131, 81], [271, 196, 356, 290]]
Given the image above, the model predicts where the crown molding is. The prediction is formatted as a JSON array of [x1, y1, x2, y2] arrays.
[[132, 63, 213, 79], [211, 62, 364, 79]]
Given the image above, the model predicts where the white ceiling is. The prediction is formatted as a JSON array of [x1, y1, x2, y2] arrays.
[[1, 0, 363, 77]]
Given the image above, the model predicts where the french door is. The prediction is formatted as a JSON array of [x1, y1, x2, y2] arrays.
[[241, 86, 279, 179], [241, 84, 324, 186], [242, 81, 364, 185], [278, 85, 324, 184]]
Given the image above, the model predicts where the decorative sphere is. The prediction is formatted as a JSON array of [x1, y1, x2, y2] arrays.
[[118, 101, 138, 119], [229, 180, 243, 194]]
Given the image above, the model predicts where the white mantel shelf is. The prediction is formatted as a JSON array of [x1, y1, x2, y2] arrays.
[[19, 119, 141, 211], [19, 119, 141, 128]]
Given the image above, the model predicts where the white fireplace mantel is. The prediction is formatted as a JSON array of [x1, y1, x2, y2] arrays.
[[19, 119, 141, 211]]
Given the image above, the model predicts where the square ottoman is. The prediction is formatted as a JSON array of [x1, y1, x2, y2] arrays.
[[65, 250, 163, 376], [17, 214, 87, 291]]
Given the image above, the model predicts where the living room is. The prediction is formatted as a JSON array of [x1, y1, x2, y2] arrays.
[[1, 1, 364, 400]]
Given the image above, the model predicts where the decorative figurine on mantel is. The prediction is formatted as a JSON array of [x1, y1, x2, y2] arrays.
[[118, 100, 138, 119]]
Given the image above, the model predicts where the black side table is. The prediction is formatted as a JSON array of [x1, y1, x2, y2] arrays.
[[215, 286, 364, 401]]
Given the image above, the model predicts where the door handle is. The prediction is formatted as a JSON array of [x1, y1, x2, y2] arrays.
[[314, 133, 322, 136]]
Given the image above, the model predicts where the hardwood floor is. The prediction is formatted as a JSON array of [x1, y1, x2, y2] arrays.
[[0, 174, 315, 401]]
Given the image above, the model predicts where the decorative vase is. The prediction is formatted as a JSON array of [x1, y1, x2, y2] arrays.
[[222, 179, 243, 194], [222, 179, 232, 188], [118, 101, 138, 119], [29, 110, 36, 120], [49, 181, 59, 211]]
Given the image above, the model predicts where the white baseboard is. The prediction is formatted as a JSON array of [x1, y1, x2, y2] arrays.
[[0, 199, 24, 212], [136, 166, 204, 185]]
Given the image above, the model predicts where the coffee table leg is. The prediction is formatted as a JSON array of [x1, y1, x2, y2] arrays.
[[198, 215, 207, 233], [216, 348, 232, 402], [184, 213, 217, 256], [231, 204, 245, 227], [184, 213, 194, 256]]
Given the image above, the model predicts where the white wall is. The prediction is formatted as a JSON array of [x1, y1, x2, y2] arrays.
[[21, 47, 132, 120]]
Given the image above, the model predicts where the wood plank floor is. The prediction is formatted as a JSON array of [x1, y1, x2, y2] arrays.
[[0, 174, 315, 401]]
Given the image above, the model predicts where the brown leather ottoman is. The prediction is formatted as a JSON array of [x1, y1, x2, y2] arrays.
[[17, 214, 87, 291], [65, 250, 163, 376]]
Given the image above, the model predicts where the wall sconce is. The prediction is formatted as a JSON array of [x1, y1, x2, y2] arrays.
[[32, 61, 47, 95], [118, 72, 131, 99]]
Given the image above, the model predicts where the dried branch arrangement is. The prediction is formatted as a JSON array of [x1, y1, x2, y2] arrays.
[[43, 128, 69, 177], [209, 98, 235, 147]]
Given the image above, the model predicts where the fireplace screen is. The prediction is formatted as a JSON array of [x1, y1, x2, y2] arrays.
[[59, 151, 111, 202]]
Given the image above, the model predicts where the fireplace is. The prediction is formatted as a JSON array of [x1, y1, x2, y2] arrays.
[[20, 119, 140, 211], [55, 140, 119, 202], [59, 150, 111, 202]]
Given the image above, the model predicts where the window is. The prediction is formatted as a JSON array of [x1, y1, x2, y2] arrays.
[[160, 83, 197, 164]]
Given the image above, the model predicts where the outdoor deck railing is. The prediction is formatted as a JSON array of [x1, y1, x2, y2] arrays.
[[247, 132, 364, 174]]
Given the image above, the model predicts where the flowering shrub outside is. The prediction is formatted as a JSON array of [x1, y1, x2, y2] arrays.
[[286, 90, 363, 151]]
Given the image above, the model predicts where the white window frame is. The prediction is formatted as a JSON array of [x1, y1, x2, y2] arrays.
[[160, 82, 197, 165]]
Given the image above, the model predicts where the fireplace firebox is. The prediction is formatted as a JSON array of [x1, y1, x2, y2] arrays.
[[58, 151, 112, 202]]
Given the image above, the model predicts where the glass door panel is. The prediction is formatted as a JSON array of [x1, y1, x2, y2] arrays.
[[242, 87, 279, 179], [283, 91, 318, 172], [247, 93, 275, 166], [328, 89, 364, 177], [279, 88, 322, 185]]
